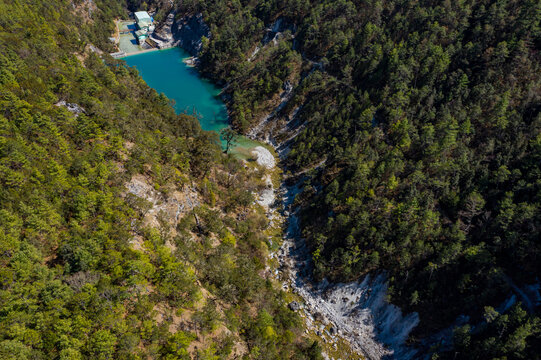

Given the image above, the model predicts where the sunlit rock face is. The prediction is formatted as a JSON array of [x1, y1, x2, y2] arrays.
[[172, 13, 210, 56]]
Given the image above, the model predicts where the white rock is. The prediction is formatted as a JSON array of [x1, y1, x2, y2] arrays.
[[278, 180, 419, 360], [251, 146, 275, 169]]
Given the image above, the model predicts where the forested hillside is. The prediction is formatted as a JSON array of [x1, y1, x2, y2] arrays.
[[170, 0, 541, 357], [0, 1, 321, 359], [2, 0, 540, 357]]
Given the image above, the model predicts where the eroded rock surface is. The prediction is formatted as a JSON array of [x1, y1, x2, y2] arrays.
[[125, 174, 199, 230], [262, 17, 296, 46], [172, 13, 210, 56], [275, 180, 420, 360], [150, 11, 176, 48], [151, 11, 210, 55], [251, 146, 276, 169]]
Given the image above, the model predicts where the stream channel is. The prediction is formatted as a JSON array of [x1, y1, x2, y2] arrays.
[[123, 47, 419, 360]]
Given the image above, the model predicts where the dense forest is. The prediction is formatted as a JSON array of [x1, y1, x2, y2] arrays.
[[169, 0, 541, 358], [1, 0, 540, 358], [0, 0, 322, 359]]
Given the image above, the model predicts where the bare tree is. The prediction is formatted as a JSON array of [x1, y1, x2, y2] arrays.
[[220, 126, 239, 154]]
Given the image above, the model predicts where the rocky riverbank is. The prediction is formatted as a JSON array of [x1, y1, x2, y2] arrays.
[[244, 69, 420, 359], [274, 177, 419, 360], [249, 138, 419, 360]]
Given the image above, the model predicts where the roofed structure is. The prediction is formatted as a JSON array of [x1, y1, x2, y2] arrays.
[[134, 11, 152, 30]]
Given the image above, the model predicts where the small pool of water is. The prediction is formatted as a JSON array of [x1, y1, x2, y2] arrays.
[[123, 47, 261, 155]]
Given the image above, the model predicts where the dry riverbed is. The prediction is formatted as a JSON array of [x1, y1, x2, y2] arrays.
[[250, 143, 419, 360]]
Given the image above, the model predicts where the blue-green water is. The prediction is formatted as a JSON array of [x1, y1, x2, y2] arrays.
[[123, 47, 260, 154], [124, 48, 228, 132]]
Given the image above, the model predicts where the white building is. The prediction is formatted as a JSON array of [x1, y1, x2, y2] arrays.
[[134, 11, 152, 31]]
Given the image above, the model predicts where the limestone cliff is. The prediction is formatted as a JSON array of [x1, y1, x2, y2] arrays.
[[151, 11, 210, 56], [171, 13, 210, 56]]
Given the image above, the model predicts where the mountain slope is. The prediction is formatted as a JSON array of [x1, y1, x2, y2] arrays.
[[169, 0, 541, 357], [0, 1, 321, 359]]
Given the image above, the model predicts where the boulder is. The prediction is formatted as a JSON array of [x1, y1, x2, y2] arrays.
[[288, 301, 301, 311]]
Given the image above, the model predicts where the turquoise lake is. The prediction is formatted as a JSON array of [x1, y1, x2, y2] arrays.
[[123, 47, 260, 154]]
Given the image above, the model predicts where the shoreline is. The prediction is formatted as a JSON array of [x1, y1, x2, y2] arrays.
[[120, 47, 268, 157], [120, 46, 172, 58]]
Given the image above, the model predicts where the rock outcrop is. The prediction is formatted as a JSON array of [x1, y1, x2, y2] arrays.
[[288, 301, 301, 311], [171, 13, 210, 56], [55, 100, 86, 117], [125, 174, 199, 231], [262, 17, 296, 46], [151, 11, 211, 55], [150, 11, 176, 48]]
